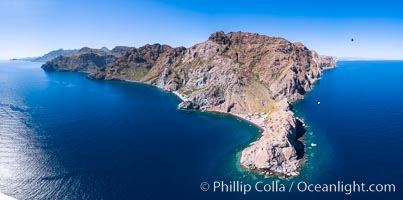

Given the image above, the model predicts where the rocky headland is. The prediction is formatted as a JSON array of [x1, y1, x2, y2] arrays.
[[41, 31, 336, 177], [41, 46, 131, 72]]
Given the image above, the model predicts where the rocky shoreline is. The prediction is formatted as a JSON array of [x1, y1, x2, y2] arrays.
[[41, 31, 336, 178], [147, 81, 325, 178], [176, 94, 306, 178]]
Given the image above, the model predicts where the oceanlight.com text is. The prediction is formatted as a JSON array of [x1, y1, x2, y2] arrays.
[[200, 181, 396, 195]]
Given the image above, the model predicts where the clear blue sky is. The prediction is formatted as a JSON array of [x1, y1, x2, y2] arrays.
[[1, 0, 402, 60]]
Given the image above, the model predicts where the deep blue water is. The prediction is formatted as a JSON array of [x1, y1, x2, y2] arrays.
[[293, 61, 403, 199], [0, 60, 402, 200]]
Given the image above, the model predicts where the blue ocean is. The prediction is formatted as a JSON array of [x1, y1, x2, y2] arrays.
[[0, 60, 402, 200]]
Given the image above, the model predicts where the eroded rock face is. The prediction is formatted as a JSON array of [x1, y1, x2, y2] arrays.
[[41, 31, 336, 177], [41, 47, 132, 73], [239, 99, 302, 176], [178, 101, 199, 110]]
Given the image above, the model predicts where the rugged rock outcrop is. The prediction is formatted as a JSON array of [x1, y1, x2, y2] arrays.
[[87, 44, 186, 83], [239, 99, 303, 177], [41, 46, 132, 73], [42, 31, 336, 177]]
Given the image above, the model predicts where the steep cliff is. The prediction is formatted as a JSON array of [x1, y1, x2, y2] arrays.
[[42, 31, 336, 177]]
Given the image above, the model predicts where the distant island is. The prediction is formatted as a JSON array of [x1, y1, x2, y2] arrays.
[[11, 47, 110, 63], [41, 31, 336, 178]]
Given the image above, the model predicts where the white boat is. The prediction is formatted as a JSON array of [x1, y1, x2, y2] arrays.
[[310, 143, 318, 147]]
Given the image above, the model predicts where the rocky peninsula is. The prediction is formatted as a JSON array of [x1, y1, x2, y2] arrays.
[[41, 31, 336, 177]]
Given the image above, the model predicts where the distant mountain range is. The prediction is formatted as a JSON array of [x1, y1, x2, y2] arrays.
[[12, 47, 110, 62], [334, 56, 403, 61]]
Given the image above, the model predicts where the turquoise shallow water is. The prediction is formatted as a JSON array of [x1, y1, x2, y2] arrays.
[[0, 60, 402, 199]]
